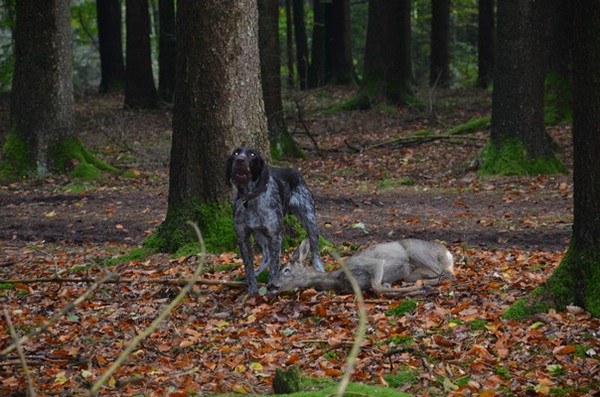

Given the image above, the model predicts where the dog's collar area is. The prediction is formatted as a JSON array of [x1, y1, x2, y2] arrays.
[[239, 183, 269, 207]]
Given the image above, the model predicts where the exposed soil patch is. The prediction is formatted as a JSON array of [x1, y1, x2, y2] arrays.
[[0, 88, 573, 253]]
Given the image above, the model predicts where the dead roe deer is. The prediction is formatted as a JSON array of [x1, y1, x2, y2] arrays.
[[267, 238, 455, 297]]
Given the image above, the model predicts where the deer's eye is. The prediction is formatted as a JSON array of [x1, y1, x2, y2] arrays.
[[282, 268, 291, 276]]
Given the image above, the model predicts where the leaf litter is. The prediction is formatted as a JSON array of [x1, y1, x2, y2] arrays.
[[1, 88, 598, 396]]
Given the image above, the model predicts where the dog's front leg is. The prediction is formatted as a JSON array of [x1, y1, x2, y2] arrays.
[[266, 233, 282, 282], [239, 237, 258, 294]]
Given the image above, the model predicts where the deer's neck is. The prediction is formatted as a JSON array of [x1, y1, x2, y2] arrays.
[[305, 269, 350, 292]]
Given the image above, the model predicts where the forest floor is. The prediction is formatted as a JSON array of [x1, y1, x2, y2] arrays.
[[0, 88, 598, 396]]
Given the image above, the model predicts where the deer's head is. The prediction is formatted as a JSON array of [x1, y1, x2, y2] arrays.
[[267, 238, 312, 293]]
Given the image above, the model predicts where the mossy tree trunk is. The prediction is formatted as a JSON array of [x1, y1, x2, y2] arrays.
[[154, 0, 269, 254], [483, 0, 566, 175], [4, 0, 74, 178], [360, 0, 413, 107], [506, 1, 600, 319]]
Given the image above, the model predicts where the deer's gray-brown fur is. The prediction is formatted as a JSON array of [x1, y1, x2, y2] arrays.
[[267, 238, 455, 297]]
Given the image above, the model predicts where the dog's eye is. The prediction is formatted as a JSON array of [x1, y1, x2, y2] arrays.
[[249, 151, 256, 157], [233, 150, 240, 156]]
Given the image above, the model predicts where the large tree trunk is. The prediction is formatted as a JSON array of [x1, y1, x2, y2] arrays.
[[7, 0, 74, 177], [155, 0, 268, 253], [158, 0, 176, 103], [477, 0, 494, 89], [483, 0, 565, 175], [325, 0, 354, 85], [258, 0, 300, 158], [429, 0, 450, 88], [508, 1, 600, 318], [361, 0, 413, 106], [97, 0, 126, 93], [125, 0, 157, 109]]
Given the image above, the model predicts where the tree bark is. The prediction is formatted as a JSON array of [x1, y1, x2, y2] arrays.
[[477, 0, 494, 89], [156, 0, 268, 253], [258, 0, 299, 157], [7, 0, 74, 176], [285, 0, 295, 90], [97, 0, 126, 93], [362, 0, 413, 106], [125, 0, 157, 109], [430, 0, 450, 88], [158, 0, 176, 103], [292, 0, 309, 90], [543, 0, 572, 125], [510, 1, 600, 318], [325, 0, 355, 85], [308, 0, 326, 89], [483, 0, 565, 175]]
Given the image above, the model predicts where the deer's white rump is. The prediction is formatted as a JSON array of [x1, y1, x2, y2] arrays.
[[267, 238, 455, 297]]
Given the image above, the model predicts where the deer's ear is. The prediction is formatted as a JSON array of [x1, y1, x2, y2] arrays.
[[291, 238, 311, 263]]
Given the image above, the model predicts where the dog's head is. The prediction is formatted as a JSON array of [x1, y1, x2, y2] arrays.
[[225, 147, 269, 194]]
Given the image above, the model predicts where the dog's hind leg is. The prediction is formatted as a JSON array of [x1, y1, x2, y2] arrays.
[[289, 188, 324, 272]]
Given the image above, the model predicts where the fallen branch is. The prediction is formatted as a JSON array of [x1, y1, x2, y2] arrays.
[[345, 133, 483, 153], [0, 277, 251, 289]]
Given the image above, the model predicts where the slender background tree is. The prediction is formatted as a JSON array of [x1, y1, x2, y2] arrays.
[[361, 0, 413, 107], [96, 0, 125, 93], [430, 0, 450, 88], [124, 0, 157, 109]]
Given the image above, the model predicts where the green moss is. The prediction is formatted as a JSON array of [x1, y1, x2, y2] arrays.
[[449, 115, 491, 135], [0, 129, 35, 180], [386, 300, 418, 317], [479, 139, 567, 176], [50, 137, 119, 178], [153, 201, 236, 254], [505, 244, 600, 319], [1, 133, 119, 182], [103, 246, 157, 266], [544, 71, 572, 125], [383, 367, 419, 388], [271, 131, 304, 160]]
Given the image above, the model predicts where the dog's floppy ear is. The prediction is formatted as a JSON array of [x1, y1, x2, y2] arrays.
[[250, 153, 269, 183]]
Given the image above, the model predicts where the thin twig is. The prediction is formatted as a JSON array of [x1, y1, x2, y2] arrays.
[[1, 272, 117, 357], [3, 309, 37, 397], [87, 222, 207, 396], [333, 254, 367, 397]]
